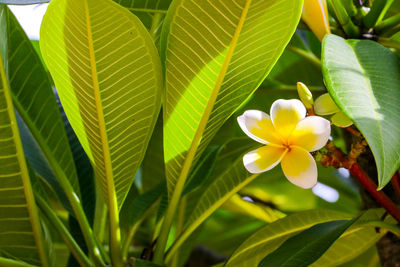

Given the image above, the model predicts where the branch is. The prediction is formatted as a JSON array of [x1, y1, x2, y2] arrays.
[[350, 163, 400, 223], [317, 141, 400, 224], [392, 172, 400, 203]]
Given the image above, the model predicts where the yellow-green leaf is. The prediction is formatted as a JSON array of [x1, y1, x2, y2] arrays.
[[162, 0, 304, 200], [40, 0, 163, 211]]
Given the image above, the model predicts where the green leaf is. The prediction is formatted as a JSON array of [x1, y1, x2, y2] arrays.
[[162, 0, 304, 199], [113, 0, 171, 46], [221, 194, 285, 223], [311, 208, 393, 266], [258, 219, 357, 267], [120, 182, 164, 232], [59, 101, 95, 223], [322, 34, 400, 188], [0, 46, 49, 266], [141, 112, 165, 192], [40, 0, 163, 211], [182, 146, 221, 195], [166, 159, 260, 261], [1, 5, 81, 206], [113, 0, 170, 13], [225, 210, 353, 267]]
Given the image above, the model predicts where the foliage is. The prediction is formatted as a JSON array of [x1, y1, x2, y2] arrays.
[[0, 0, 400, 266]]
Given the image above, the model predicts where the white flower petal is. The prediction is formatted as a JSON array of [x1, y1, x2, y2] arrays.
[[243, 146, 286, 174], [237, 110, 282, 145], [289, 116, 331, 152], [281, 147, 317, 189], [314, 93, 340, 115], [270, 99, 306, 139]]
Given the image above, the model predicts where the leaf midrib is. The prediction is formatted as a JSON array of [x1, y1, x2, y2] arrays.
[[171, 0, 252, 196], [349, 42, 385, 183], [83, 0, 115, 199]]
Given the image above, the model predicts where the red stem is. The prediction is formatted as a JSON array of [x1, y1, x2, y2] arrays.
[[350, 163, 400, 223], [392, 172, 400, 203]]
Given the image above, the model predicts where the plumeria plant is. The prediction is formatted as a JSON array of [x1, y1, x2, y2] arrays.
[[0, 0, 400, 266]]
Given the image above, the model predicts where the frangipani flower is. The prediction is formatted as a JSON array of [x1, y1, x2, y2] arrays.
[[238, 99, 331, 189], [314, 93, 353, 127]]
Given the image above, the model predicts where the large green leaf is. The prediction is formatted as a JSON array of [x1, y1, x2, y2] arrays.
[[225, 209, 394, 267], [225, 210, 353, 266], [1, 5, 81, 207], [322, 34, 400, 188], [258, 219, 357, 267], [141, 113, 165, 192], [162, 0, 304, 199], [0, 48, 49, 266], [311, 208, 391, 266], [40, 0, 163, 211]]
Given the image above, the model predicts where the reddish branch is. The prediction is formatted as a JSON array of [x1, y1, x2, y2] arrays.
[[392, 172, 400, 203], [318, 140, 400, 224], [350, 164, 400, 223]]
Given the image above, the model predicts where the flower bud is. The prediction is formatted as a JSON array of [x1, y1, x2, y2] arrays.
[[314, 93, 339, 115], [297, 82, 314, 109], [302, 0, 331, 41]]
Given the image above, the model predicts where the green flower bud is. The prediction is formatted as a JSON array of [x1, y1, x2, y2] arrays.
[[297, 82, 314, 109]]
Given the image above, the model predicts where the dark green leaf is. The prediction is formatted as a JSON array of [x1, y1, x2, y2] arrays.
[[258, 219, 357, 267]]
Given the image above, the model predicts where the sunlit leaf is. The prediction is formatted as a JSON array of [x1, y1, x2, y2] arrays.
[[162, 0, 304, 199], [322, 34, 400, 188], [40, 0, 163, 211]]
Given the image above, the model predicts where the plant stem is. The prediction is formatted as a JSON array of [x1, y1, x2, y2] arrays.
[[378, 37, 400, 50], [0, 257, 38, 267], [363, 0, 394, 28], [57, 175, 107, 266], [286, 45, 321, 69], [391, 172, 400, 203], [331, 0, 360, 37], [375, 13, 400, 33], [349, 163, 400, 223], [36, 195, 92, 267], [93, 189, 107, 244], [340, 0, 357, 17]]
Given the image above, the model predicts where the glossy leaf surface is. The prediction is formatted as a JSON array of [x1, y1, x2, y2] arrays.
[[322, 34, 400, 188]]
